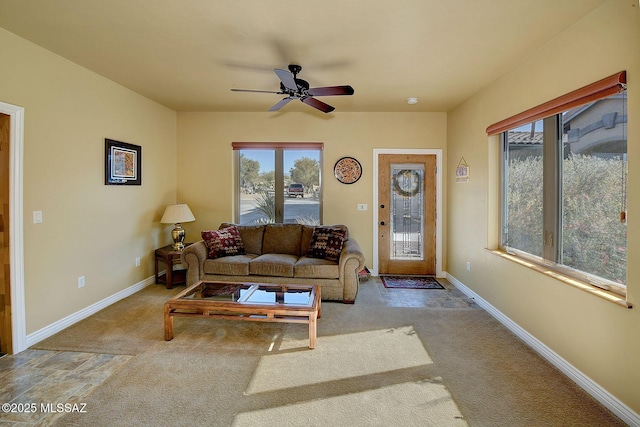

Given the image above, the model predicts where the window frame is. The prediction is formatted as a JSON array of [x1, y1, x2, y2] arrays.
[[499, 96, 628, 298], [233, 142, 323, 225]]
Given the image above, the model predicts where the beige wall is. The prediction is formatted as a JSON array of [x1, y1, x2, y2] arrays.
[[0, 28, 178, 333], [447, 0, 640, 414], [177, 111, 447, 265]]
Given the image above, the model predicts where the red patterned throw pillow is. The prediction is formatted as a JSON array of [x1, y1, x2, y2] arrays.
[[201, 225, 245, 259], [307, 226, 347, 262]]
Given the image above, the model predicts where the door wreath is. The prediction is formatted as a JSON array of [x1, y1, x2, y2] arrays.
[[393, 170, 421, 197]]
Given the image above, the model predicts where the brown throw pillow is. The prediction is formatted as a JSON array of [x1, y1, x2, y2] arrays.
[[307, 226, 347, 262], [201, 225, 245, 259]]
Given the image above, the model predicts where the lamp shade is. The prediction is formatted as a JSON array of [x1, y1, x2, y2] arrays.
[[160, 204, 195, 224]]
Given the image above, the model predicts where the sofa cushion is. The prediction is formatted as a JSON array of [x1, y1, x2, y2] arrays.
[[300, 226, 316, 255], [249, 254, 297, 277], [220, 223, 264, 255], [307, 226, 347, 261], [202, 225, 245, 259], [294, 256, 339, 279], [203, 254, 255, 276], [262, 224, 303, 256]]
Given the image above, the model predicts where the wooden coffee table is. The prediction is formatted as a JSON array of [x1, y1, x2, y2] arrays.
[[164, 281, 321, 348]]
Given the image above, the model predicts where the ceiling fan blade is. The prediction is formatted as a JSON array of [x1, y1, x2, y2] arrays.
[[268, 97, 294, 111], [231, 88, 281, 94], [302, 97, 335, 113], [307, 85, 354, 96], [274, 68, 297, 91]]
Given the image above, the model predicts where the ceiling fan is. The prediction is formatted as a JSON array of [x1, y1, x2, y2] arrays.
[[231, 64, 354, 113]]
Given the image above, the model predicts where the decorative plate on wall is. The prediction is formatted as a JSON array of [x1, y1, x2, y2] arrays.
[[334, 156, 362, 184]]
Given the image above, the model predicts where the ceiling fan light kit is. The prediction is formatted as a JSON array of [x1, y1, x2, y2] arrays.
[[231, 64, 354, 113]]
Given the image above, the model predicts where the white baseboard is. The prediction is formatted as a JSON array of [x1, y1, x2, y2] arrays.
[[25, 276, 156, 348], [447, 273, 640, 427]]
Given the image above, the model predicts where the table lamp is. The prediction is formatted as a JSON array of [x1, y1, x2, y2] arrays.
[[160, 204, 195, 250]]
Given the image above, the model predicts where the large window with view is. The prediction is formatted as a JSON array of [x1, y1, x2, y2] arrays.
[[496, 73, 628, 297], [234, 143, 322, 225]]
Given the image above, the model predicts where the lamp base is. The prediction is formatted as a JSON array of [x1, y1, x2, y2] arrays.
[[171, 223, 186, 251]]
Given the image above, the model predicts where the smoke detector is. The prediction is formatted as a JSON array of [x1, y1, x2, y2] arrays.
[[407, 97, 418, 105]]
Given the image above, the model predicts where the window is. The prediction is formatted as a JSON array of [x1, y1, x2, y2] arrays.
[[503, 120, 544, 259], [233, 142, 323, 225], [500, 90, 627, 295]]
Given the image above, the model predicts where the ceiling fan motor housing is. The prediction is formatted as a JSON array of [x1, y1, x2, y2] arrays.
[[279, 79, 310, 95]]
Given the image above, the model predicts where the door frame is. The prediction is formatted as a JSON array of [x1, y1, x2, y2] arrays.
[[372, 149, 443, 277], [0, 101, 26, 354]]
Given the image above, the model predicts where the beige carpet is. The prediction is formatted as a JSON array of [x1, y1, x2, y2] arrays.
[[29, 279, 624, 426]]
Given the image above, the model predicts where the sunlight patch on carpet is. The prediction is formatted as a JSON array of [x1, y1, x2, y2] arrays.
[[245, 326, 432, 394], [234, 379, 467, 426]]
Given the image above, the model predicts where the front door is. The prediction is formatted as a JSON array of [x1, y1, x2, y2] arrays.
[[378, 154, 436, 275]]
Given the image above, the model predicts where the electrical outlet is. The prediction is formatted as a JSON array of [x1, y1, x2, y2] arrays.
[[466, 261, 471, 271], [78, 276, 85, 288], [135, 257, 141, 267]]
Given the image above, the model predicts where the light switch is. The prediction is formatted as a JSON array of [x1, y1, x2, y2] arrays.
[[33, 211, 43, 224], [357, 204, 368, 211]]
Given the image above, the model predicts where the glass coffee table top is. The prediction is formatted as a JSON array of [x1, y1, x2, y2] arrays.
[[165, 280, 321, 348], [180, 281, 314, 306]]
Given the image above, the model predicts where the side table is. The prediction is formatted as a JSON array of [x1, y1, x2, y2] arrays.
[[155, 244, 191, 289]]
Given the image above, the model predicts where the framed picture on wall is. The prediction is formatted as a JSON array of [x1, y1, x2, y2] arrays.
[[105, 138, 142, 185]]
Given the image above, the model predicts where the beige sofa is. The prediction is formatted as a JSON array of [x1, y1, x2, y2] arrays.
[[181, 223, 366, 303]]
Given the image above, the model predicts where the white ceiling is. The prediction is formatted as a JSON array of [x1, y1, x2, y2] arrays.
[[0, 0, 607, 113]]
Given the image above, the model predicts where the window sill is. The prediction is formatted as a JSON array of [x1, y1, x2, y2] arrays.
[[486, 249, 632, 309]]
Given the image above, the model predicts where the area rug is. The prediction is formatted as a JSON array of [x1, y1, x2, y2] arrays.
[[381, 275, 444, 289]]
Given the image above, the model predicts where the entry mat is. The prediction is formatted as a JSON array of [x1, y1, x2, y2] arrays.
[[380, 276, 444, 289]]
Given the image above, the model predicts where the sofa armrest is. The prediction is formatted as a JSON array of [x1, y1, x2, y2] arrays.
[[181, 240, 208, 285], [339, 238, 366, 303]]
